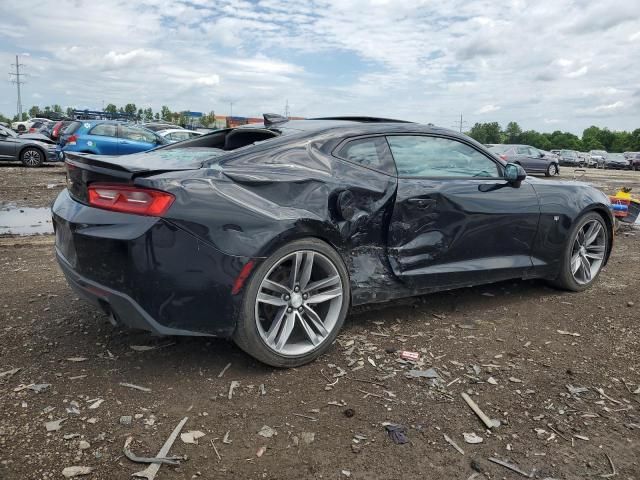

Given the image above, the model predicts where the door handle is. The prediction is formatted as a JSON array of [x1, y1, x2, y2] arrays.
[[407, 198, 436, 208]]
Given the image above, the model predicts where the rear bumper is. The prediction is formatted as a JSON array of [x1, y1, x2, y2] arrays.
[[52, 189, 251, 337]]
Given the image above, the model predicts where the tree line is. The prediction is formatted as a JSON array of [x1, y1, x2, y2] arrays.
[[468, 121, 640, 153], [0, 104, 217, 127]]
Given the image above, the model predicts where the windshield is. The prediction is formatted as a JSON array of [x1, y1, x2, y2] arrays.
[[561, 150, 576, 157], [590, 150, 606, 156]]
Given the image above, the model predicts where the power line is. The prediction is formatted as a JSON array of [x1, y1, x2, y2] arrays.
[[451, 112, 468, 133], [8, 54, 27, 120]]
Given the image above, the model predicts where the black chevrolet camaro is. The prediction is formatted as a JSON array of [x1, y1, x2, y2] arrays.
[[52, 116, 613, 367]]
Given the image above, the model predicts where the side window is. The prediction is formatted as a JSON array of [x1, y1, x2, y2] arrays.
[[387, 135, 500, 178], [516, 146, 528, 154], [121, 126, 156, 143], [528, 147, 539, 157], [335, 137, 392, 172], [89, 123, 117, 137]]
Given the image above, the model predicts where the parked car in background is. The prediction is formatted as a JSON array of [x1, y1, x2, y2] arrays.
[[11, 117, 51, 133], [577, 152, 594, 167], [626, 152, 640, 171], [558, 149, 582, 167], [604, 153, 630, 170], [157, 129, 204, 142], [141, 122, 182, 132], [539, 149, 560, 164], [58, 121, 168, 158], [589, 150, 607, 168], [28, 120, 53, 134], [0, 124, 57, 167], [488, 144, 559, 176], [51, 120, 74, 141], [52, 116, 613, 367]]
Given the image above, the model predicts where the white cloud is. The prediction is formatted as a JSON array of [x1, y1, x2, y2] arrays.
[[476, 104, 501, 114]]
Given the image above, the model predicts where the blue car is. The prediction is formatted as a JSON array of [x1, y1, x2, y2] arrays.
[[58, 120, 167, 158]]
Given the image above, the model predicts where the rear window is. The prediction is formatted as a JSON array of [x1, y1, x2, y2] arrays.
[[63, 121, 81, 135], [488, 145, 512, 154], [335, 137, 395, 174]]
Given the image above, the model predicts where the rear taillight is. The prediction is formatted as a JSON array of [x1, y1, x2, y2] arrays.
[[28, 127, 36, 133], [67, 134, 77, 145], [499, 154, 507, 161], [87, 184, 175, 216]]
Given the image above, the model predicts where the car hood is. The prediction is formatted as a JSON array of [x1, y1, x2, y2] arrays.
[[19, 133, 56, 144]]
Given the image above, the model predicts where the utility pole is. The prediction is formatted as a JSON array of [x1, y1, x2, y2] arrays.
[[284, 99, 290, 119], [9, 55, 26, 120], [229, 101, 233, 119], [452, 113, 467, 133]]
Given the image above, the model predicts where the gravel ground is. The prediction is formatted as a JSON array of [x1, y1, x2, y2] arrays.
[[1, 162, 639, 479]]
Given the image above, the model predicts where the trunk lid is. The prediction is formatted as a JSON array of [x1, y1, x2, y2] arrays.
[[65, 148, 222, 203]]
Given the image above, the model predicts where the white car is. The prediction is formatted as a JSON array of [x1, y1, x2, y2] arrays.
[[11, 117, 51, 133], [156, 129, 203, 142]]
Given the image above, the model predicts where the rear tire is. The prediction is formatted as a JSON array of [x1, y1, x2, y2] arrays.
[[233, 238, 350, 367], [20, 148, 44, 167], [548, 212, 609, 292]]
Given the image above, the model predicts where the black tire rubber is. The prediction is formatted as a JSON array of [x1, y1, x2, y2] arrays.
[[547, 211, 609, 292], [20, 147, 44, 168], [233, 238, 350, 368]]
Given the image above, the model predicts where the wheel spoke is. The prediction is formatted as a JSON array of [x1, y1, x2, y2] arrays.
[[580, 256, 592, 282], [306, 287, 343, 304], [299, 252, 314, 290], [571, 253, 581, 274], [289, 252, 302, 288], [257, 292, 288, 307], [275, 312, 295, 350], [297, 311, 320, 346], [576, 228, 586, 246], [303, 305, 329, 337], [265, 307, 287, 344], [584, 222, 602, 245], [305, 274, 340, 293], [262, 279, 289, 294]]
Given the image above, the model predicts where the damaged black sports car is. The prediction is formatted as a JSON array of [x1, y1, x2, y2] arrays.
[[52, 115, 613, 367]]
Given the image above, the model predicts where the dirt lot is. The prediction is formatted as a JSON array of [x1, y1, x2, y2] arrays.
[[1, 162, 639, 479]]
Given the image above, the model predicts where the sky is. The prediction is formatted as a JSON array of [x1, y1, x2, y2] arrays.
[[1, 0, 639, 134]]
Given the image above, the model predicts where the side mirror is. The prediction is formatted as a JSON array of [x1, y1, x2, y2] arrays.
[[504, 163, 527, 186], [0, 130, 7, 137], [539, 152, 545, 158]]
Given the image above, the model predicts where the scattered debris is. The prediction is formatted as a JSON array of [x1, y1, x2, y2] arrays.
[[119, 382, 151, 393], [78, 440, 90, 450], [258, 425, 276, 438], [0, 367, 21, 378], [132, 416, 188, 480], [406, 368, 439, 379], [217, 362, 232, 378], [463, 432, 483, 444], [14, 383, 50, 393], [88, 399, 104, 409], [556, 330, 580, 337], [66, 357, 88, 362], [62, 466, 93, 478], [443, 434, 465, 455], [120, 416, 133, 426], [300, 432, 316, 445], [45, 418, 66, 432], [292, 413, 318, 421], [124, 436, 181, 464], [487, 377, 498, 385], [596, 387, 622, 405], [228, 380, 240, 400], [341, 470, 352, 477], [488, 457, 534, 478], [399, 351, 420, 361], [601, 453, 617, 478], [181, 430, 206, 444], [222, 431, 232, 444], [129, 343, 174, 352], [384, 424, 408, 444], [509, 377, 523, 383], [256, 446, 267, 457], [344, 408, 355, 418], [567, 385, 589, 395], [461, 392, 500, 429], [259, 383, 266, 395]]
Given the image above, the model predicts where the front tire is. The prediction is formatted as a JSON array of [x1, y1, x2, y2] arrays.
[[234, 238, 350, 367], [20, 148, 44, 167], [545, 163, 558, 177], [548, 212, 609, 292]]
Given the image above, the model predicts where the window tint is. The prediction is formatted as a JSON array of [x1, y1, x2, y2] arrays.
[[527, 147, 539, 156], [120, 126, 156, 143], [89, 123, 117, 137], [387, 135, 500, 178], [168, 131, 191, 141], [335, 137, 390, 171], [516, 146, 528, 154]]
